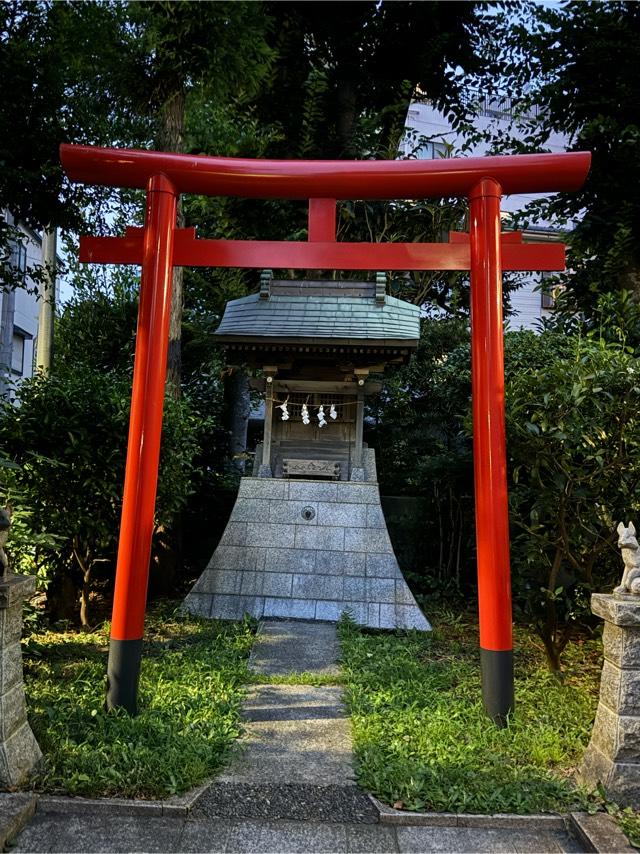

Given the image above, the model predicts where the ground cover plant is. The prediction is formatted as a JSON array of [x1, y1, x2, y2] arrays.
[[338, 608, 602, 815], [22, 603, 255, 798]]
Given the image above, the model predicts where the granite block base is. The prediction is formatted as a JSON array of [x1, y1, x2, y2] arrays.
[[579, 593, 640, 807], [183, 476, 430, 631], [0, 575, 42, 788]]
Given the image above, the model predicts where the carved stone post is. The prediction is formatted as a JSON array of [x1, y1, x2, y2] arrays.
[[0, 574, 42, 787], [579, 593, 640, 806]]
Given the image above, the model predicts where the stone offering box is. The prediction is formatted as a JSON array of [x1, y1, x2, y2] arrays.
[[183, 277, 429, 631]]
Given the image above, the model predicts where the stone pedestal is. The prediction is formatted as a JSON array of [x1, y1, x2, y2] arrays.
[[579, 593, 640, 806], [0, 574, 42, 788], [183, 473, 430, 631]]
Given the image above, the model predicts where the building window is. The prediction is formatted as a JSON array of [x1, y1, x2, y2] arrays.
[[540, 272, 562, 309], [11, 332, 24, 375], [414, 140, 448, 160]]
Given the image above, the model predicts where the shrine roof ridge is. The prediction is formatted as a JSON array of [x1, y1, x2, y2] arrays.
[[214, 292, 419, 343]]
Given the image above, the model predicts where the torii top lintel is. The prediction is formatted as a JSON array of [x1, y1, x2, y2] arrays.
[[60, 144, 591, 272], [60, 144, 590, 200]]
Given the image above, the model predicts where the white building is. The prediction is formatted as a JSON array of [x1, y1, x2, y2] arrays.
[[402, 96, 568, 329], [0, 211, 60, 395]]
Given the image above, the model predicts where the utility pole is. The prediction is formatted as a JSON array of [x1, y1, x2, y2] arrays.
[[36, 226, 56, 373]]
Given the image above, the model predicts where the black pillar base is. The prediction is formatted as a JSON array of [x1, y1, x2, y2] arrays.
[[480, 647, 514, 727], [106, 637, 143, 715]]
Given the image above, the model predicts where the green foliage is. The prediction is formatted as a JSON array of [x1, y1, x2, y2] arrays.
[[464, 2, 640, 313], [338, 611, 601, 814], [376, 321, 640, 673], [258, 2, 483, 159], [505, 335, 640, 670], [371, 316, 475, 595], [0, 368, 201, 624], [23, 605, 256, 797]]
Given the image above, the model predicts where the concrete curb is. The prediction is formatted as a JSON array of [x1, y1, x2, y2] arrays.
[[15, 788, 636, 853], [36, 780, 211, 820], [568, 811, 635, 853], [0, 792, 37, 849], [370, 796, 567, 830]]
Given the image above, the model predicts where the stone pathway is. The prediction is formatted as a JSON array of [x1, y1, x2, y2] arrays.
[[9, 619, 593, 852], [194, 620, 377, 823]]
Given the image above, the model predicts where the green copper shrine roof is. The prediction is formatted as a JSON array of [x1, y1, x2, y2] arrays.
[[213, 280, 420, 346]]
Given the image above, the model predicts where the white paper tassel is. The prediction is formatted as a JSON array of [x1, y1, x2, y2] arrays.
[[277, 399, 290, 421], [301, 403, 310, 425], [317, 405, 327, 428], [329, 403, 337, 420]]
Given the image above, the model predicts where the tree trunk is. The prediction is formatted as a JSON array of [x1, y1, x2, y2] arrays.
[[225, 368, 251, 474], [335, 75, 358, 158], [79, 567, 92, 629], [157, 88, 186, 398]]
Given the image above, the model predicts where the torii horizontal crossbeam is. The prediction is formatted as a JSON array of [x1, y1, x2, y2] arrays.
[[80, 227, 565, 271], [60, 144, 590, 199]]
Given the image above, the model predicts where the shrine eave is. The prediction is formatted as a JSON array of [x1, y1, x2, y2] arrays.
[[214, 335, 417, 351]]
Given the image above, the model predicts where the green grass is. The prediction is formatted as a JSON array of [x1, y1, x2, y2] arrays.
[[22, 603, 256, 799], [338, 607, 602, 815]]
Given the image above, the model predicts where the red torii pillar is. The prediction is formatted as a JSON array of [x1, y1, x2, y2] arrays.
[[60, 144, 590, 723]]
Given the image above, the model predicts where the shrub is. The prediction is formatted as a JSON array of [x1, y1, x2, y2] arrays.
[[505, 335, 640, 671], [0, 367, 201, 625]]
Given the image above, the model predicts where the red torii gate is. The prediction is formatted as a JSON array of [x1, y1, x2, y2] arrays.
[[60, 144, 591, 723]]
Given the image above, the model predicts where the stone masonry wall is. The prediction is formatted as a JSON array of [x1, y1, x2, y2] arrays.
[[0, 574, 42, 787], [183, 477, 430, 631], [579, 593, 640, 806]]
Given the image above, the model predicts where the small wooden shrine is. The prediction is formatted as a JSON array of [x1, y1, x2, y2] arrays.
[[215, 272, 420, 481], [183, 273, 429, 631]]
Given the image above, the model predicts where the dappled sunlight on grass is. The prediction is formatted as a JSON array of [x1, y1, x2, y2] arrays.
[[339, 608, 601, 814], [22, 605, 256, 798]]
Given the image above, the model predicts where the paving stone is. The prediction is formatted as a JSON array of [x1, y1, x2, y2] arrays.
[[12, 814, 184, 853], [220, 684, 354, 786], [177, 818, 232, 852], [249, 621, 340, 676], [346, 823, 399, 852], [0, 793, 36, 851], [395, 826, 524, 853], [224, 818, 348, 853]]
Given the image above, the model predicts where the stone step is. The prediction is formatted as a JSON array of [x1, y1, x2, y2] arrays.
[[191, 781, 379, 824]]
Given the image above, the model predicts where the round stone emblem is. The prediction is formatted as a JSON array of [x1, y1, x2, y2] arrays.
[[301, 506, 316, 521]]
